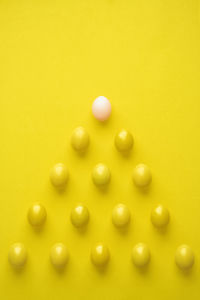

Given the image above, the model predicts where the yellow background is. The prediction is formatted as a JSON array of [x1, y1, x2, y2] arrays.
[[0, 0, 200, 299]]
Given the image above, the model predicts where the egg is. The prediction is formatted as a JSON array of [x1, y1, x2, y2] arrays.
[[70, 204, 89, 228], [71, 126, 90, 152], [151, 204, 170, 228], [112, 204, 131, 228], [92, 96, 111, 121], [91, 243, 110, 267], [8, 243, 27, 268], [28, 202, 47, 227], [132, 243, 151, 267], [50, 163, 69, 188], [50, 243, 69, 268], [92, 163, 111, 186], [133, 164, 152, 188], [115, 129, 134, 152], [175, 245, 194, 270]]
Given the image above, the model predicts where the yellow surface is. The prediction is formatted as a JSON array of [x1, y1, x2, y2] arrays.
[[0, 0, 200, 299]]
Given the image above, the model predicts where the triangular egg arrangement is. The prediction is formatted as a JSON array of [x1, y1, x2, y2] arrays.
[[8, 96, 195, 271]]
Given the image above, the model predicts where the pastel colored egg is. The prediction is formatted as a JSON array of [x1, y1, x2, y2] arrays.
[[8, 243, 27, 268], [151, 204, 170, 228], [175, 245, 194, 270], [50, 163, 69, 188], [91, 243, 110, 267], [50, 243, 69, 268], [112, 203, 131, 228], [71, 126, 90, 152], [92, 163, 111, 186], [71, 204, 89, 228], [132, 243, 151, 267], [28, 203, 47, 227], [132, 164, 152, 188], [115, 129, 134, 152], [92, 96, 111, 121]]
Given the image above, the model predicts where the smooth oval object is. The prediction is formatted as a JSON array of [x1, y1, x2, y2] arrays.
[[115, 129, 134, 152], [112, 203, 131, 228], [132, 243, 150, 267], [50, 243, 69, 268], [71, 126, 90, 152], [92, 163, 111, 186], [50, 163, 69, 188], [151, 204, 169, 228], [92, 96, 111, 121], [133, 164, 152, 188], [91, 243, 110, 267], [175, 245, 194, 270], [8, 243, 27, 268], [71, 204, 89, 228], [28, 203, 47, 227]]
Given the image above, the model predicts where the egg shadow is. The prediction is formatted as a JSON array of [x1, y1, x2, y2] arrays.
[[138, 263, 150, 274], [48, 180, 71, 200], [92, 182, 111, 195], [70, 145, 91, 159], [131, 258, 151, 277], [9, 265, 26, 275], [174, 263, 196, 279], [92, 114, 112, 128], [115, 147, 133, 160], [71, 223, 89, 235], [151, 218, 172, 237], [50, 260, 71, 277], [92, 262, 110, 276], [112, 222, 131, 236], [156, 225, 170, 235], [8, 260, 29, 277], [133, 183, 153, 199], [53, 266, 67, 275]]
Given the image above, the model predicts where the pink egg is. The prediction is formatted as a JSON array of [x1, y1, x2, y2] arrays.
[[92, 96, 112, 121]]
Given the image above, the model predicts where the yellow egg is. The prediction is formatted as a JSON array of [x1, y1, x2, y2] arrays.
[[70, 204, 89, 228], [151, 204, 169, 228], [92, 163, 111, 186], [115, 129, 134, 152], [91, 243, 110, 267], [8, 243, 27, 268], [175, 245, 194, 270], [132, 243, 150, 267], [50, 163, 69, 188], [71, 126, 90, 152], [112, 203, 131, 228], [132, 164, 152, 188], [28, 202, 47, 227], [50, 243, 69, 268]]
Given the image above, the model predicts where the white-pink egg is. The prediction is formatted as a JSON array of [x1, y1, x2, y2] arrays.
[[92, 96, 111, 121]]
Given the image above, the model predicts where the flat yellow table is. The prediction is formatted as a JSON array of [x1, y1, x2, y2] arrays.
[[0, 0, 200, 299]]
